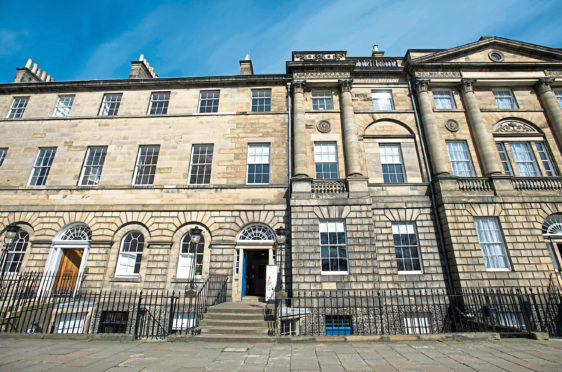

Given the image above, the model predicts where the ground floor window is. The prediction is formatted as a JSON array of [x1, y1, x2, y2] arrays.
[[172, 312, 196, 331], [98, 311, 129, 333], [53, 312, 87, 334], [325, 315, 352, 335], [403, 315, 430, 334], [280, 318, 299, 336]]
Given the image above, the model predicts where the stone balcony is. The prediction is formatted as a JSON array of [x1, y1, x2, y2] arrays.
[[437, 176, 562, 196]]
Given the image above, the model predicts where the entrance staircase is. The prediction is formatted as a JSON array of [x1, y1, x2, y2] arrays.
[[196, 300, 271, 342]]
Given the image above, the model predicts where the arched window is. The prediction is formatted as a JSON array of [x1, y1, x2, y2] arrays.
[[5, 230, 29, 273], [59, 225, 92, 241], [116, 231, 144, 276], [177, 234, 205, 279], [543, 215, 562, 236], [238, 225, 275, 242], [543, 214, 562, 273]]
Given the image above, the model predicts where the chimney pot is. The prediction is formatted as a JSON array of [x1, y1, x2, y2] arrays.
[[40, 71, 47, 81], [25, 58, 33, 69], [31, 64, 38, 74], [372, 44, 379, 52]]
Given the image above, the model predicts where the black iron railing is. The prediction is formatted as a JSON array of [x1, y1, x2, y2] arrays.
[[0, 272, 229, 339], [271, 287, 562, 338]]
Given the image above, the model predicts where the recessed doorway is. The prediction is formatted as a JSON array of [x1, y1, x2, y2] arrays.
[[242, 249, 269, 298]]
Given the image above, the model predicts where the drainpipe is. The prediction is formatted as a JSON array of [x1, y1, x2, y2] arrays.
[[407, 75, 455, 295], [285, 82, 292, 297]]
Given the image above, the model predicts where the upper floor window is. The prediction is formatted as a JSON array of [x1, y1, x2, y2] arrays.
[[79, 146, 107, 186], [251, 89, 271, 112], [7, 97, 29, 119], [319, 220, 347, 274], [99, 94, 122, 116], [446, 141, 475, 177], [509, 142, 541, 177], [28, 148, 56, 186], [0, 148, 7, 167], [148, 92, 170, 115], [493, 89, 518, 109], [53, 95, 74, 117], [314, 142, 338, 179], [379, 144, 405, 183], [177, 233, 205, 279], [312, 90, 333, 110], [247, 143, 270, 184], [554, 88, 562, 108], [474, 217, 510, 271], [116, 231, 144, 276], [535, 142, 556, 176], [372, 90, 394, 111], [392, 222, 422, 274], [133, 145, 159, 186], [496, 142, 514, 176], [198, 90, 219, 113], [433, 89, 456, 109], [4, 230, 29, 273], [188, 144, 213, 185]]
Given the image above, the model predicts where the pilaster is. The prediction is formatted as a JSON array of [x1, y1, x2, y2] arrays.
[[292, 81, 308, 177], [338, 80, 363, 177], [535, 78, 562, 154]]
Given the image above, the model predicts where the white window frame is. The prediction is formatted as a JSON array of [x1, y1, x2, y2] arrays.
[[314, 142, 339, 179], [251, 89, 271, 112], [493, 89, 518, 109], [319, 220, 348, 275], [53, 95, 74, 118], [78, 146, 107, 186], [4, 230, 29, 274], [198, 90, 220, 113], [176, 233, 205, 279], [7, 97, 29, 119], [432, 89, 456, 109], [446, 141, 476, 177], [132, 145, 160, 186], [474, 217, 511, 271], [392, 222, 423, 274], [496, 142, 514, 176], [115, 231, 144, 277], [371, 90, 394, 111], [148, 91, 170, 115], [98, 93, 122, 116], [28, 148, 56, 186], [311, 90, 334, 110], [188, 144, 213, 185], [246, 143, 270, 184], [509, 142, 540, 177], [535, 142, 556, 177], [0, 148, 7, 167], [379, 144, 406, 183]]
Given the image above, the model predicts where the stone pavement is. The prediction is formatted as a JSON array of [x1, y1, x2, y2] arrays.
[[0, 336, 561, 371]]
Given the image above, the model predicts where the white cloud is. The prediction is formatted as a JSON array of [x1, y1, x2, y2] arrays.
[[0, 29, 28, 56]]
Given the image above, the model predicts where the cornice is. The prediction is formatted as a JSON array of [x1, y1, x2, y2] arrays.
[[0, 74, 290, 94]]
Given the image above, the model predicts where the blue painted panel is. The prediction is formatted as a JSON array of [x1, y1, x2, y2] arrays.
[[241, 250, 248, 298]]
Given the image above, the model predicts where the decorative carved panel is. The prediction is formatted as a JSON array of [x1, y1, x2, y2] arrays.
[[492, 120, 538, 134]]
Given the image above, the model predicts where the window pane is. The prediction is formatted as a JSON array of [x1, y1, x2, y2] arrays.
[[251, 89, 271, 112], [319, 220, 347, 273], [188, 144, 213, 184], [99, 94, 122, 116], [510, 142, 539, 177], [8, 97, 29, 119], [312, 90, 333, 110], [53, 95, 74, 117], [535, 142, 555, 176], [247, 144, 270, 184], [314, 142, 338, 179], [433, 90, 455, 109], [116, 231, 144, 276], [148, 92, 170, 115], [79, 146, 107, 186], [0, 148, 7, 167], [493, 89, 518, 109], [555, 89, 562, 108], [379, 144, 405, 183], [392, 222, 422, 273], [496, 142, 514, 176], [372, 90, 394, 110], [133, 145, 159, 185], [199, 90, 219, 113], [446, 141, 475, 177], [29, 148, 56, 186], [474, 218, 510, 270]]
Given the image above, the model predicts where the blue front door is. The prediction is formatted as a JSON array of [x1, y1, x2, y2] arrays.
[[241, 250, 248, 299]]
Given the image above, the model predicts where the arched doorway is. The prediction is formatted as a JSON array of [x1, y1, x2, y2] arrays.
[[235, 225, 276, 301], [42, 224, 91, 295], [543, 215, 562, 276]]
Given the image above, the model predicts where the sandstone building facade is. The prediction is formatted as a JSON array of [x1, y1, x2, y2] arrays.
[[0, 37, 561, 301]]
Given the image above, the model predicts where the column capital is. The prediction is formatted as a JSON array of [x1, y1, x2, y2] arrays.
[[338, 79, 353, 93], [293, 81, 305, 94], [415, 79, 429, 93], [535, 77, 555, 95], [460, 79, 476, 93]]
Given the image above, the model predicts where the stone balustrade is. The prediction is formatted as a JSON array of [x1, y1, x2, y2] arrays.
[[311, 179, 348, 194], [511, 177, 562, 191], [457, 177, 494, 192]]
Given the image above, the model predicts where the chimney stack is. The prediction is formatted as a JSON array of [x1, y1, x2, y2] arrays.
[[240, 54, 254, 75], [129, 54, 158, 79], [13, 58, 55, 83], [371, 44, 385, 57]]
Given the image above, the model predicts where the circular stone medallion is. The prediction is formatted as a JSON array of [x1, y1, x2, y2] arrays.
[[317, 120, 332, 133], [445, 119, 460, 132]]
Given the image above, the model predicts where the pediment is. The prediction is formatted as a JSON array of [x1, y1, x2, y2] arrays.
[[410, 37, 562, 64], [364, 120, 413, 137], [492, 120, 539, 135]]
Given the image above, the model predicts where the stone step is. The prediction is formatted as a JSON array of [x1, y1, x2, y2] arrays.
[[207, 304, 264, 314], [199, 319, 269, 327], [201, 326, 269, 335], [194, 334, 273, 343], [203, 312, 265, 321]]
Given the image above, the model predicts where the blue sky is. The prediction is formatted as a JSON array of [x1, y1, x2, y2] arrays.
[[1, 0, 561, 83]]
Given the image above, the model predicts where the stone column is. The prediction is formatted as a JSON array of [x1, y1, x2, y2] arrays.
[[415, 80, 449, 176], [339, 80, 362, 177], [460, 79, 502, 176], [536, 77, 562, 153], [292, 81, 308, 177]]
